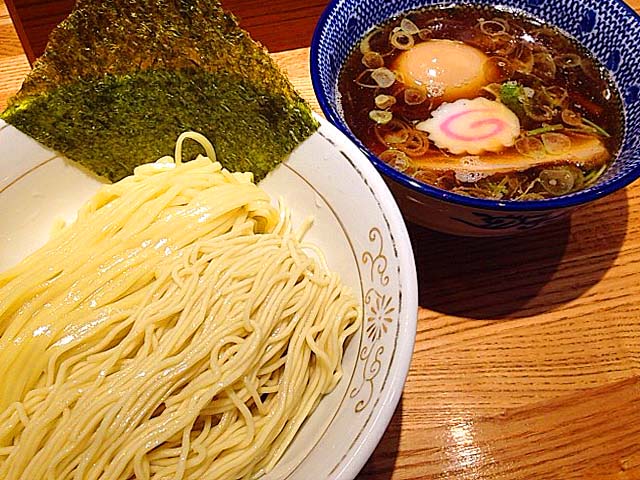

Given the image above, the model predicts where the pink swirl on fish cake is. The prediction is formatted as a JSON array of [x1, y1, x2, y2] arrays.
[[440, 108, 508, 142]]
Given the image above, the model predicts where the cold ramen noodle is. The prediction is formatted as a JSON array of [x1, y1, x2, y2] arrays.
[[338, 5, 623, 200], [0, 133, 361, 480]]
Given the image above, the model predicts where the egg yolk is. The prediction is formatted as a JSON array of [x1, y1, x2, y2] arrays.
[[393, 39, 491, 102]]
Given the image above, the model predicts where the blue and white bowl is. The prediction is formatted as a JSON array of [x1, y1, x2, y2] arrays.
[[311, 0, 640, 236]]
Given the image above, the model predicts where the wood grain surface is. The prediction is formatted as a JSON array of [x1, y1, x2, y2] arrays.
[[6, 0, 329, 63], [1, 0, 640, 478]]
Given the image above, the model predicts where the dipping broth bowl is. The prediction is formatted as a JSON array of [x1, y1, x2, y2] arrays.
[[311, 0, 640, 236]]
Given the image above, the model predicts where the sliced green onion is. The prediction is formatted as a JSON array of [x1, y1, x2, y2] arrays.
[[379, 149, 410, 171], [374, 94, 396, 109], [404, 88, 427, 105], [371, 67, 396, 88], [523, 102, 554, 122], [561, 108, 582, 127], [525, 124, 564, 136], [539, 168, 575, 195], [541, 132, 571, 154], [515, 136, 545, 157], [400, 18, 419, 35], [390, 29, 414, 50], [369, 110, 393, 124], [362, 51, 384, 69], [417, 28, 433, 41], [582, 118, 611, 138], [479, 18, 508, 36]]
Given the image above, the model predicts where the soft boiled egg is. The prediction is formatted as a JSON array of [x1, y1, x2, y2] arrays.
[[393, 39, 492, 102]]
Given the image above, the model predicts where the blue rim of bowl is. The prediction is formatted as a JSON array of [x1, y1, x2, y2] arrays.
[[310, 0, 640, 212]]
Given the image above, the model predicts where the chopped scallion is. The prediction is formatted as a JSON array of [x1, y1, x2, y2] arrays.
[[525, 124, 564, 136]]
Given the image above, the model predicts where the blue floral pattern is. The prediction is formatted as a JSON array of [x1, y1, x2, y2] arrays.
[[453, 211, 567, 230], [312, 0, 640, 195]]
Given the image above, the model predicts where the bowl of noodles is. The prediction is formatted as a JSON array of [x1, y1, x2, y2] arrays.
[[0, 116, 417, 479], [311, 0, 640, 236]]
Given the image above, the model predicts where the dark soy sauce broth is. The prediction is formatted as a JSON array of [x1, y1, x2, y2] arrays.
[[338, 5, 623, 200]]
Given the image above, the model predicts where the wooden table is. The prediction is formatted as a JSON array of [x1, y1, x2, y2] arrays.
[[2, 0, 640, 478]]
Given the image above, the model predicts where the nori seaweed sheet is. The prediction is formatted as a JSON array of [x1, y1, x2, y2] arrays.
[[1, 0, 318, 182]]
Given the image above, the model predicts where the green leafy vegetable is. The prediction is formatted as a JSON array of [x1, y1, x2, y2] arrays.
[[499, 81, 527, 119], [1, 0, 318, 182]]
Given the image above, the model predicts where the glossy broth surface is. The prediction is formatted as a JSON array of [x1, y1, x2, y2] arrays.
[[338, 5, 623, 200]]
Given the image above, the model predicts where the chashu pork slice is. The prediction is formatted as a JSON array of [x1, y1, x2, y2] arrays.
[[411, 133, 610, 174]]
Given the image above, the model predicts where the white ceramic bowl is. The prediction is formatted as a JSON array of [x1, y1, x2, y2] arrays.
[[0, 115, 417, 479]]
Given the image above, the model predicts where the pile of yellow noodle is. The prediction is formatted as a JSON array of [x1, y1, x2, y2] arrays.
[[0, 133, 361, 480]]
